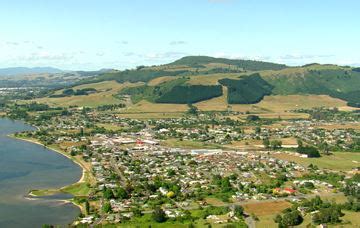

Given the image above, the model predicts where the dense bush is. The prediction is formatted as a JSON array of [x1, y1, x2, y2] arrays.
[[156, 85, 223, 104], [219, 73, 273, 104], [297, 146, 321, 157], [119, 78, 188, 103]]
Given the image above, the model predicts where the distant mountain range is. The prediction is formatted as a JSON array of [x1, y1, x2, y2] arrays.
[[0, 67, 63, 76]]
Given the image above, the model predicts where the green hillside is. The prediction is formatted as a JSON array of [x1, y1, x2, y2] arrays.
[[39, 56, 360, 108], [264, 67, 360, 107]]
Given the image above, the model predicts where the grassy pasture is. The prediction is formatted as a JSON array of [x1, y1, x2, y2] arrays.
[[147, 76, 180, 86], [187, 73, 243, 85], [272, 152, 360, 171], [117, 112, 184, 119], [34, 81, 142, 107], [256, 95, 348, 111], [196, 94, 344, 119], [195, 86, 229, 111], [125, 100, 188, 113], [316, 123, 360, 130], [243, 201, 291, 217]]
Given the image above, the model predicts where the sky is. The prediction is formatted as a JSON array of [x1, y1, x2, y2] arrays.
[[0, 0, 360, 70]]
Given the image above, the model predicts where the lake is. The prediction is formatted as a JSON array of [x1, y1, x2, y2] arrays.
[[0, 118, 82, 227]]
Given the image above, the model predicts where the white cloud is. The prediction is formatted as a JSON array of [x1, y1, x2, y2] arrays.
[[143, 51, 188, 60], [6, 41, 19, 46], [16, 51, 75, 61], [169, 41, 187, 45], [278, 54, 334, 60], [208, 0, 232, 3]]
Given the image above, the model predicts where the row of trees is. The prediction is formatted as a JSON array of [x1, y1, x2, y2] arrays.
[[275, 196, 345, 227]]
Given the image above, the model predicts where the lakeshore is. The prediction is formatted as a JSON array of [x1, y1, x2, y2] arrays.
[[0, 118, 83, 227], [12, 135, 94, 214]]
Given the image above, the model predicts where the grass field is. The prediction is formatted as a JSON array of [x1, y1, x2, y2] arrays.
[[316, 123, 360, 130], [243, 201, 291, 216], [255, 95, 349, 112], [115, 100, 188, 119], [126, 100, 188, 113], [196, 94, 346, 119], [187, 73, 244, 85], [34, 81, 142, 107], [244, 201, 291, 228], [117, 112, 184, 119], [162, 139, 223, 149], [272, 152, 360, 171]]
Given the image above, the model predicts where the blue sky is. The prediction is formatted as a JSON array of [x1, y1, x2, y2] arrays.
[[1, 0, 359, 70]]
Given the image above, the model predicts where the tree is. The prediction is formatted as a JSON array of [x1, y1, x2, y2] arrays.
[[85, 200, 90, 214], [132, 206, 143, 217], [187, 104, 198, 115], [274, 214, 282, 224], [270, 140, 282, 150], [255, 126, 261, 134], [312, 205, 344, 224], [152, 207, 167, 223], [233, 205, 244, 217], [42, 225, 54, 228], [102, 202, 112, 213], [263, 138, 270, 149], [297, 146, 320, 157], [115, 187, 128, 199], [167, 169, 176, 176], [280, 210, 303, 227], [303, 181, 315, 189], [103, 188, 114, 200], [297, 139, 303, 148], [221, 177, 232, 192], [247, 115, 260, 121]]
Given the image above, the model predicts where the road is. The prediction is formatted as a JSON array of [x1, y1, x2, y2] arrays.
[[245, 215, 256, 228], [109, 157, 127, 187]]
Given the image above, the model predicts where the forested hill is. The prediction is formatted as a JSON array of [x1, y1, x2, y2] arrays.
[[169, 56, 288, 71], [45, 56, 360, 108]]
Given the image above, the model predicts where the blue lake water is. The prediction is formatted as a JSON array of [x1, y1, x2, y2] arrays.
[[0, 118, 82, 227]]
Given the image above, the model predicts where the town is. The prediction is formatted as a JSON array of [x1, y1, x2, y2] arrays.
[[2, 102, 359, 227]]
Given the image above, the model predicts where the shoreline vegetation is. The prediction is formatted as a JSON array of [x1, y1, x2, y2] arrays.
[[9, 134, 94, 216]]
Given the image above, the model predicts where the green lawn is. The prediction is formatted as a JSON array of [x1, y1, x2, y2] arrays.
[[62, 182, 91, 196]]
